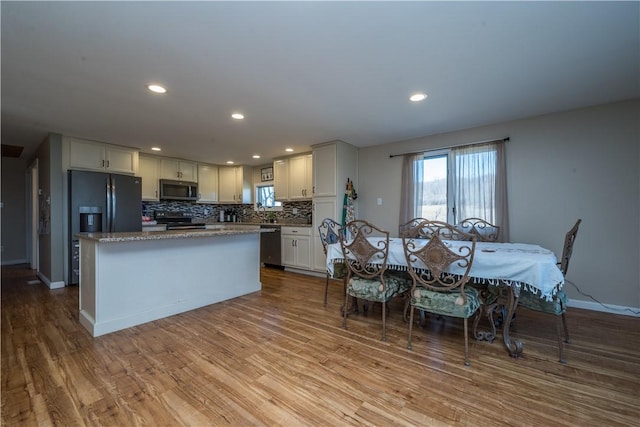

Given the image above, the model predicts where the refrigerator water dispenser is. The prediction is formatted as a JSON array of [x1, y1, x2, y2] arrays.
[[79, 207, 102, 232]]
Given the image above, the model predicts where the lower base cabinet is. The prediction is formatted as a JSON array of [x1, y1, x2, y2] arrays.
[[281, 226, 312, 270]]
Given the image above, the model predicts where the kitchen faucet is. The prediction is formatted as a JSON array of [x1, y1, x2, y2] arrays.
[[257, 202, 267, 222]]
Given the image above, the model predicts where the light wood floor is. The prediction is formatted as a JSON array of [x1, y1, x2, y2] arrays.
[[2, 264, 639, 426]]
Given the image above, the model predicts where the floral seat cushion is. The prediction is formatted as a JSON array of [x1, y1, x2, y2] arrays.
[[411, 286, 480, 319], [347, 271, 410, 302], [333, 262, 347, 279], [519, 288, 568, 315]]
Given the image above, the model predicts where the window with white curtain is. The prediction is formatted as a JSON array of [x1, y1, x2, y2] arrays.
[[400, 139, 508, 241]]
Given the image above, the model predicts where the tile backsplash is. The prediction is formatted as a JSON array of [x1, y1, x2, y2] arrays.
[[142, 200, 312, 224]]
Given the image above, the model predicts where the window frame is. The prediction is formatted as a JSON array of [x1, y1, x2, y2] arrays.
[[254, 183, 282, 212]]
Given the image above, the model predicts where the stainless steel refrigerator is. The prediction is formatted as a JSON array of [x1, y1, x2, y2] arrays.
[[68, 169, 142, 285]]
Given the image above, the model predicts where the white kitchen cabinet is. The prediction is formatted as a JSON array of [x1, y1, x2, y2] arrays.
[[218, 165, 252, 203], [281, 226, 312, 270], [68, 137, 138, 175], [273, 159, 289, 201], [311, 140, 358, 272], [138, 154, 160, 201], [288, 153, 313, 200], [197, 164, 219, 203], [313, 143, 337, 197], [160, 158, 197, 181]]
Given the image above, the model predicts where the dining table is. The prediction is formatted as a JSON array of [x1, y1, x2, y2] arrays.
[[326, 238, 565, 358]]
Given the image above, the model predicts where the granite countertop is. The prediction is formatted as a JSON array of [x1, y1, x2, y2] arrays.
[[77, 227, 267, 243], [204, 221, 312, 227]]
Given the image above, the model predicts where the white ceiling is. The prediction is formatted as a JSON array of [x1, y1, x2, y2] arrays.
[[2, 1, 639, 166]]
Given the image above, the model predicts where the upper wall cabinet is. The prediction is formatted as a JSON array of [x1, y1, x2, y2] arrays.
[[218, 165, 252, 203], [313, 143, 337, 197], [68, 137, 138, 175], [288, 154, 313, 200], [273, 159, 289, 201], [160, 158, 197, 181], [312, 140, 358, 201], [138, 154, 160, 201], [197, 164, 219, 203]]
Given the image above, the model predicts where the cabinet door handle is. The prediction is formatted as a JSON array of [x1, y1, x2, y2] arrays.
[[106, 160, 110, 168], [102, 160, 105, 167]]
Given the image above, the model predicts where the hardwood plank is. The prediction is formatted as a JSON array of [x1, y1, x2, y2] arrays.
[[2, 263, 639, 426]]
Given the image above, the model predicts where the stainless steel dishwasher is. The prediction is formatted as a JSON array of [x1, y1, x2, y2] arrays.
[[260, 224, 282, 267]]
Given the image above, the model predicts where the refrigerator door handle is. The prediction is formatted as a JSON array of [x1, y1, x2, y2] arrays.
[[111, 177, 117, 232], [106, 177, 113, 232]]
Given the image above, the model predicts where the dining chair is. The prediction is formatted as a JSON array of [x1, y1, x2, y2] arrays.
[[399, 218, 428, 238], [517, 218, 581, 363], [456, 217, 501, 242], [341, 220, 410, 341], [318, 217, 346, 306], [402, 220, 479, 366], [411, 219, 475, 241]]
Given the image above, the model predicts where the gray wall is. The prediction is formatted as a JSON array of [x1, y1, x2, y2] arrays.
[[0, 156, 28, 264], [357, 99, 639, 312], [33, 133, 65, 287]]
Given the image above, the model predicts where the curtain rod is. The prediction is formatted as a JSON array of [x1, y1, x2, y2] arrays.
[[389, 137, 510, 158]]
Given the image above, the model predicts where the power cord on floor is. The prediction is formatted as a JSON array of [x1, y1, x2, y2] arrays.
[[565, 279, 640, 316]]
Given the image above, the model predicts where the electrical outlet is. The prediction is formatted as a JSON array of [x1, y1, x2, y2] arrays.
[[377, 198, 383, 206], [292, 208, 298, 214]]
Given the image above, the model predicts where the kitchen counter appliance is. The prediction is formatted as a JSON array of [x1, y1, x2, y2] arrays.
[[159, 179, 198, 201], [68, 169, 142, 285], [260, 224, 282, 267], [154, 211, 206, 230]]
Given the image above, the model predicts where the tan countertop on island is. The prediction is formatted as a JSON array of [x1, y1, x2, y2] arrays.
[[77, 226, 272, 243]]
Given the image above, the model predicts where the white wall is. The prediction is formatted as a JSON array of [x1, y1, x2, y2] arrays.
[[357, 99, 639, 312]]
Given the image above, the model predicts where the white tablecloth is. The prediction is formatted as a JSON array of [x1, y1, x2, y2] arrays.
[[326, 238, 564, 301]]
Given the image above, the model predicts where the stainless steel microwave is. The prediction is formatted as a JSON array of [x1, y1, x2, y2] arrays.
[[159, 179, 198, 201]]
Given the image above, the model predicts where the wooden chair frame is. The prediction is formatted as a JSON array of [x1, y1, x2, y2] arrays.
[[341, 220, 393, 340], [403, 220, 478, 365], [317, 218, 345, 306], [456, 217, 501, 242]]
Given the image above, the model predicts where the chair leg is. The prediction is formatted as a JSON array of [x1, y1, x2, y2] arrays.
[[555, 315, 567, 363], [342, 293, 350, 330], [323, 274, 329, 306], [464, 318, 470, 366], [561, 313, 570, 343], [407, 306, 415, 350], [381, 300, 387, 341]]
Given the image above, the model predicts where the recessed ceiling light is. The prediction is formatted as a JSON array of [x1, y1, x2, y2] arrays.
[[231, 113, 245, 120], [151, 147, 161, 151], [409, 93, 427, 102], [147, 84, 167, 94], [285, 148, 294, 152], [226, 160, 234, 164], [252, 155, 261, 159]]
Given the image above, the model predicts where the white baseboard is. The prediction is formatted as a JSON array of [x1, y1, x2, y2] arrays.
[[568, 299, 640, 317], [36, 271, 65, 289]]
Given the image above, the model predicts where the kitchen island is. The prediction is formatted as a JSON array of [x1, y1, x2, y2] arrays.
[[77, 227, 267, 337]]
